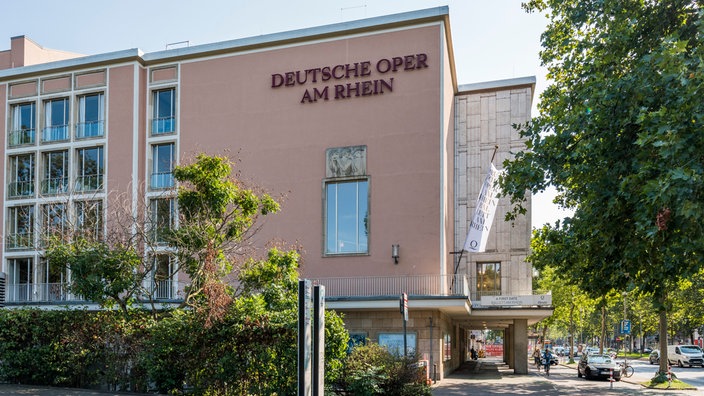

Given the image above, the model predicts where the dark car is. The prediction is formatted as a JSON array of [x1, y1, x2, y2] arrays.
[[578, 354, 622, 381], [649, 350, 660, 365]]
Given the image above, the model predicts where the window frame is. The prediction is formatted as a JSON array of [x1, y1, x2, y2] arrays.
[[476, 262, 501, 296], [150, 197, 176, 244], [42, 97, 70, 143], [40, 202, 67, 246], [7, 257, 34, 302], [6, 205, 35, 249], [75, 146, 104, 192], [76, 92, 105, 139], [151, 253, 176, 300], [150, 143, 175, 189], [151, 88, 176, 135], [322, 176, 370, 256], [41, 150, 69, 195], [75, 199, 104, 241], [9, 102, 36, 146], [8, 153, 35, 198]]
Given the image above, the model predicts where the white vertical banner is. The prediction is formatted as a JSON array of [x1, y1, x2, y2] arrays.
[[463, 163, 504, 253]]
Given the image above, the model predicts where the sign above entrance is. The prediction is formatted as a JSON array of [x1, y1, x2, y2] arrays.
[[478, 294, 552, 307], [270, 53, 429, 104]]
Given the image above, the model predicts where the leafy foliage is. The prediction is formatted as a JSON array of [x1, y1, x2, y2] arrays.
[[44, 238, 144, 314], [333, 343, 431, 396], [503, 0, 704, 374], [170, 154, 280, 325]]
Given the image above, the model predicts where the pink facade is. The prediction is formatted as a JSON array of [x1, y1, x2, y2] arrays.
[[0, 7, 548, 379]]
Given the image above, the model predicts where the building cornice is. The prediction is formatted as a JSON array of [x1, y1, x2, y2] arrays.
[[0, 7, 452, 83]]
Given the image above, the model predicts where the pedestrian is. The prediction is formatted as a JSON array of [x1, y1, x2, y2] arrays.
[[543, 347, 554, 376], [532, 347, 542, 370]]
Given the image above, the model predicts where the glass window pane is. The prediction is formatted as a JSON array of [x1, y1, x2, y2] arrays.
[[325, 179, 368, 254]]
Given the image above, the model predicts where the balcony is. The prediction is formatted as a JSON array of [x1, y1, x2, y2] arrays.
[[7, 180, 34, 198], [151, 116, 175, 135], [75, 174, 104, 192], [76, 120, 105, 139], [42, 125, 70, 143], [312, 274, 469, 298], [151, 172, 174, 189], [4, 283, 76, 303], [8, 129, 35, 146], [41, 177, 69, 195], [6, 232, 34, 250]]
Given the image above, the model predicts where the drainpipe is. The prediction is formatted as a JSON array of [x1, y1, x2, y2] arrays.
[[429, 316, 435, 383]]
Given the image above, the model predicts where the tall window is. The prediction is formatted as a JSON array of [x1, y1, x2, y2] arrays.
[[76, 146, 104, 191], [8, 258, 33, 302], [151, 143, 175, 189], [6, 205, 34, 249], [40, 203, 67, 246], [152, 254, 175, 300], [76, 92, 104, 138], [476, 262, 501, 296], [75, 200, 103, 241], [150, 198, 175, 244], [152, 88, 175, 135], [8, 154, 35, 198], [43, 97, 69, 142], [38, 258, 67, 302], [42, 150, 68, 195], [324, 179, 369, 254], [10, 102, 36, 146]]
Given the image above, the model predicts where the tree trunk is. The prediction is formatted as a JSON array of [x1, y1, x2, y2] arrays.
[[600, 305, 606, 354], [569, 301, 575, 363], [658, 291, 669, 374]]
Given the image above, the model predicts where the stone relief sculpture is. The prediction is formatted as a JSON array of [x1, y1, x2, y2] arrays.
[[326, 146, 367, 178]]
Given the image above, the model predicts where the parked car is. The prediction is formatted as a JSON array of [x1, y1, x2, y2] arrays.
[[553, 346, 565, 356], [643, 347, 653, 354], [578, 354, 622, 381], [649, 350, 660, 364], [667, 345, 704, 368]]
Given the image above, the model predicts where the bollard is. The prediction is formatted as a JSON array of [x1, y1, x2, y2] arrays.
[[609, 368, 614, 389], [667, 365, 672, 388]]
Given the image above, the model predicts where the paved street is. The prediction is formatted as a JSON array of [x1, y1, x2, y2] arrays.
[[431, 358, 702, 396]]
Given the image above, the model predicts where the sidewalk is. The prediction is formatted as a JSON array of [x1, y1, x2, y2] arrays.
[[431, 359, 555, 396]]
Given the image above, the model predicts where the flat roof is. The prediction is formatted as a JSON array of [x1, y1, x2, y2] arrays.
[[0, 6, 450, 81], [457, 76, 536, 94]]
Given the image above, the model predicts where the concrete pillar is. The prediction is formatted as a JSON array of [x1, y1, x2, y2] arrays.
[[507, 324, 514, 368], [513, 319, 528, 374]]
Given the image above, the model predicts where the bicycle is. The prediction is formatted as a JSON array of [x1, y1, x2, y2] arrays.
[[620, 362, 634, 377]]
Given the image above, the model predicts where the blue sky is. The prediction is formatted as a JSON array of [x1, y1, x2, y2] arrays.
[[1, 0, 570, 227]]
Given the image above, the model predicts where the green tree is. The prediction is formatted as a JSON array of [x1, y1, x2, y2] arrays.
[[502, 0, 704, 375], [45, 238, 143, 315], [170, 153, 280, 326]]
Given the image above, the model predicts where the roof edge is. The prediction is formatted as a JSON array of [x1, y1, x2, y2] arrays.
[[457, 76, 536, 93]]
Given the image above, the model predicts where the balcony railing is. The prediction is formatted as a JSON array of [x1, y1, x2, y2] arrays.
[[4, 283, 78, 303], [6, 232, 34, 250], [8, 180, 34, 198], [41, 177, 69, 195], [8, 129, 35, 146], [151, 279, 175, 300], [76, 120, 105, 139], [151, 116, 175, 135], [75, 174, 104, 192], [42, 125, 70, 143], [312, 274, 469, 298], [151, 172, 174, 189]]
